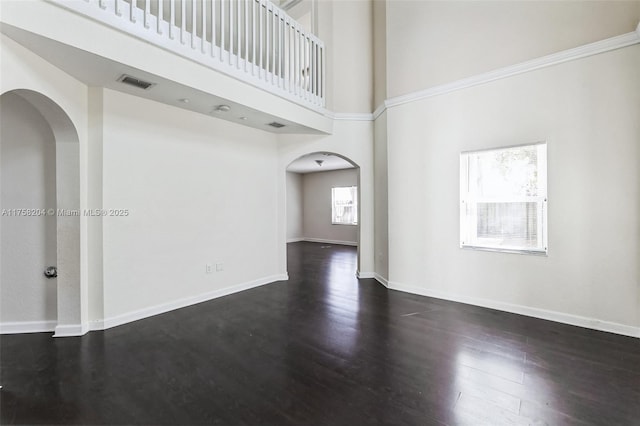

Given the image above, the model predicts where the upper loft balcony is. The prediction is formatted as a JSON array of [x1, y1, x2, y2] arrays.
[[0, 0, 331, 134]]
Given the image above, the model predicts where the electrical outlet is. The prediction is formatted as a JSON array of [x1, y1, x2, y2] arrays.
[[205, 263, 213, 274], [216, 263, 224, 272]]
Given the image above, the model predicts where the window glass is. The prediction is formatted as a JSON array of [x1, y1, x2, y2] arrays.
[[332, 186, 357, 225], [460, 143, 547, 253]]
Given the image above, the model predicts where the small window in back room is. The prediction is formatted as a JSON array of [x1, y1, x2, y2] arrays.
[[460, 143, 547, 254], [332, 186, 358, 225]]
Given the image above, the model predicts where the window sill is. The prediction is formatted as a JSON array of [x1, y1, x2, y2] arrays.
[[332, 223, 358, 226], [460, 245, 548, 256]]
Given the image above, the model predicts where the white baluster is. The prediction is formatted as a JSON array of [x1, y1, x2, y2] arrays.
[[230, 0, 234, 64], [269, 7, 274, 84], [265, 3, 269, 82], [131, 0, 137, 23], [220, 0, 225, 61], [252, 0, 256, 74], [202, 0, 206, 53], [181, 0, 186, 44], [157, 0, 163, 34], [320, 46, 327, 106], [99, 0, 106, 10], [169, 0, 175, 39], [284, 18, 289, 92], [294, 26, 299, 95], [304, 35, 308, 99], [237, 0, 241, 69], [211, 0, 216, 57], [282, 18, 287, 91], [277, 14, 281, 88], [191, 0, 196, 49], [310, 40, 315, 101], [244, 0, 249, 72], [258, 0, 263, 76], [115, 0, 122, 16], [299, 27, 303, 97], [144, 0, 150, 28]]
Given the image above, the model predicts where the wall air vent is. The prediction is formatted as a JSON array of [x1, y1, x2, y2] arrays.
[[268, 122, 286, 128], [117, 74, 156, 90]]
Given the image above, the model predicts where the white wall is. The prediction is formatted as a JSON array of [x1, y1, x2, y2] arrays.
[[386, 45, 640, 331], [372, 0, 388, 107], [0, 93, 58, 325], [386, 0, 640, 97], [101, 89, 282, 320], [286, 171, 304, 241], [302, 168, 358, 245], [317, 0, 373, 113]]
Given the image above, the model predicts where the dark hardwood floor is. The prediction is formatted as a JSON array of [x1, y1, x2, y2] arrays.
[[1, 241, 639, 425]]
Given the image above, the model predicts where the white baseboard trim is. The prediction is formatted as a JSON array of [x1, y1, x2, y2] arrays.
[[356, 271, 375, 279], [54, 323, 89, 337], [90, 274, 288, 331], [387, 281, 640, 339], [0, 320, 56, 334], [301, 238, 358, 247], [374, 273, 389, 288], [287, 237, 305, 243]]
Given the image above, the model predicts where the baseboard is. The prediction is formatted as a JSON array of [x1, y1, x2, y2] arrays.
[[301, 238, 357, 247], [90, 274, 288, 331], [374, 273, 389, 288], [0, 320, 56, 334], [387, 281, 640, 339], [54, 323, 89, 337], [356, 271, 375, 279], [287, 237, 305, 243]]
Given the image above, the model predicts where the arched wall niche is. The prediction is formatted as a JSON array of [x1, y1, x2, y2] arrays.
[[0, 88, 83, 337]]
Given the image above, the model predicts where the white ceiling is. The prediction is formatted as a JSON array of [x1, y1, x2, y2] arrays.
[[0, 24, 322, 135], [287, 152, 356, 174]]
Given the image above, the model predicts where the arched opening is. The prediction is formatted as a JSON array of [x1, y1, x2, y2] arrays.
[[285, 152, 361, 275], [0, 89, 81, 337]]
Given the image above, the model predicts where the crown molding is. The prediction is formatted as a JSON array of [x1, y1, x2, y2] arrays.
[[350, 27, 640, 122], [372, 102, 387, 120]]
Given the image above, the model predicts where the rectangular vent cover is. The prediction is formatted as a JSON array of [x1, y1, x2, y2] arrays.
[[117, 74, 155, 90], [268, 122, 286, 128]]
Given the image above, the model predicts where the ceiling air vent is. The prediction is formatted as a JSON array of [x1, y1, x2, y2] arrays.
[[117, 74, 155, 90], [268, 122, 286, 128]]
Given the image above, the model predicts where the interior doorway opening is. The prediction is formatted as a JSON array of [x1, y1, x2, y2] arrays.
[[285, 151, 361, 274]]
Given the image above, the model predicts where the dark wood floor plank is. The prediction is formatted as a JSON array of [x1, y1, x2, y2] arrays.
[[1, 242, 639, 425]]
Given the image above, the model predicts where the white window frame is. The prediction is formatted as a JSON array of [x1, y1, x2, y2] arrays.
[[460, 142, 548, 255], [331, 186, 358, 225]]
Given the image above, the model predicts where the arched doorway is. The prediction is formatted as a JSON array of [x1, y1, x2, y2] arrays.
[[0, 89, 81, 337], [285, 151, 361, 274]]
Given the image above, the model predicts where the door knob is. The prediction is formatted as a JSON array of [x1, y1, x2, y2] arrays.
[[44, 266, 57, 278]]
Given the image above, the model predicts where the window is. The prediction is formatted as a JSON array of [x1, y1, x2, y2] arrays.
[[460, 143, 547, 254], [332, 186, 358, 225]]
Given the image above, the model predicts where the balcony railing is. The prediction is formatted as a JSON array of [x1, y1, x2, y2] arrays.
[[51, 0, 326, 109]]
